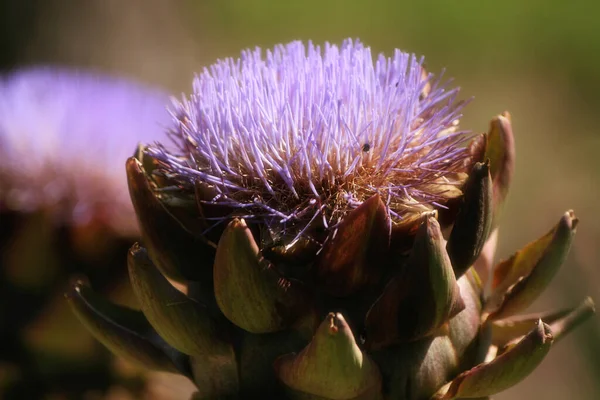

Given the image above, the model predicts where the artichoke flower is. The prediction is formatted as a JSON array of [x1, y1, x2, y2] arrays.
[[0, 67, 172, 398], [67, 39, 595, 400]]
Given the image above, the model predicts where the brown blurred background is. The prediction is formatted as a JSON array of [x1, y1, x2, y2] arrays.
[[1, 0, 598, 399]]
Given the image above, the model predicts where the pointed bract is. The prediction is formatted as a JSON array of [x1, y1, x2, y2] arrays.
[[487, 211, 578, 320], [485, 113, 515, 228], [366, 214, 465, 347], [447, 161, 493, 278], [127, 243, 234, 358], [214, 218, 311, 333], [65, 278, 190, 376], [548, 297, 595, 342], [315, 195, 391, 297], [275, 313, 382, 399], [490, 309, 568, 348], [433, 320, 553, 399], [490, 297, 594, 347], [126, 157, 215, 291]]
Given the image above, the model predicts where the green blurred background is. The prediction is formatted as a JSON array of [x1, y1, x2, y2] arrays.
[[1, 1, 598, 399]]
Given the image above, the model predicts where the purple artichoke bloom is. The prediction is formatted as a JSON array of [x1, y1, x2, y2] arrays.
[[0, 67, 172, 399], [66, 39, 595, 400], [0, 67, 170, 234], [150, 39, 468, 240]]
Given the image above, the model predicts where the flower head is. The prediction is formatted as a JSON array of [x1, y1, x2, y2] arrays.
[[68, 39, 595, 400], [0, 67, 170, 233], [150, 39, 470, 240], [0, 68, 173, 398]]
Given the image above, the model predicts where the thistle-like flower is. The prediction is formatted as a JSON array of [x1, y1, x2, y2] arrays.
[[68, 39, 595, 400], [0, 67, 172, 398], [0, 67, 170, 234], [151, 40, 468, 241]]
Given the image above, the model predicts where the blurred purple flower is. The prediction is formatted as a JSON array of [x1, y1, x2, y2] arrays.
[[0, 67, 170, 234]]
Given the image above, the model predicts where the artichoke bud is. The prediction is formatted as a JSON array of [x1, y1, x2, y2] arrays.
[[434, 320, 553, 399], [447, 160, 493, 278], [65, 278, 191, 376], [275, 313, 382, 400], [486, 210, 578, 320], [126, 156, 216, 287], [315, 195, 391, 297], [127, 243, 233, 356], [214, 218, 312, 333], [485, 112, 515, 228], [366, 214, 465, 348], [64, 39, 594, 399]]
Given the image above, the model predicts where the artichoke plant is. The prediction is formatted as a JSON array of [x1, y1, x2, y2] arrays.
[[0, 68, 171, 398], [67, 39, 595, 400]]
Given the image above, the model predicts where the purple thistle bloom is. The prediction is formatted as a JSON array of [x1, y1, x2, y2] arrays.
[[149, 39, 471, 239], [62, 39, 595, 400], [0, 67, 170, 234]]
